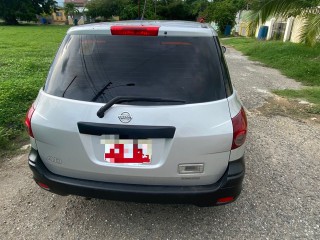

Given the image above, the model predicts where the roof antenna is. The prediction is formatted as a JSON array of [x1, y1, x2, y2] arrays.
[[141, 0, 147, 20]]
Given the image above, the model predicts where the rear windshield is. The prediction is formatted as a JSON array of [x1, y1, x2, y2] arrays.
[[44, 35, 226, 104]]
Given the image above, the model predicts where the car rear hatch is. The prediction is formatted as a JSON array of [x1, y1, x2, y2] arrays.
[[31, 23, 234, 186]]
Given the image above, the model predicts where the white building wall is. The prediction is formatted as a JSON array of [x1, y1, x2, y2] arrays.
[[283, 17, 295, 42], [290, 16, 305, 43]]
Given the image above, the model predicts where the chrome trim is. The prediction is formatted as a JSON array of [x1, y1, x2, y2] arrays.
[[28, 161, 36, 167]]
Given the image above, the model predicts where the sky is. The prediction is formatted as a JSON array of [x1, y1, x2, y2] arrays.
[[56, 0, 64, 6]]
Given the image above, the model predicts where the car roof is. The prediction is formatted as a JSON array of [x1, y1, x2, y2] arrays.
[[67, 20, 218, 37]]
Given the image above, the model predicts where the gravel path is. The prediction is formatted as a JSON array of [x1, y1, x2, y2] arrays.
[[0, 48, 319, 239]]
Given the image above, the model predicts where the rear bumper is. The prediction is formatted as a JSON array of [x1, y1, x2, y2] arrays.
[[28, 149, 245, 206]]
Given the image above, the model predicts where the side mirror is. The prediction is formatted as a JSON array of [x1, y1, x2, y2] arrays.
[[221, 46, 227, 53]]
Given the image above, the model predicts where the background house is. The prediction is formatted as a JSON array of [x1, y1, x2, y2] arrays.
[[236, 10, 319, 44], [64, 0, 89, 24], [52, 8, 67, 23], [65, 0, 89, 12]]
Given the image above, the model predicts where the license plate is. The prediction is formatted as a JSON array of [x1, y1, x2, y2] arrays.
[[101, 135, 152, 164]]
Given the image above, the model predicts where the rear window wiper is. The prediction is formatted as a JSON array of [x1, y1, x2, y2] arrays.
[[62, 76, 77, 97], [91, 81, 113, 102], [91, 82, 135, 102], [97, 96, 186, 118]]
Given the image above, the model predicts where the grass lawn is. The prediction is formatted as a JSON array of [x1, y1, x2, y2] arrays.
[[0, 25, 69, 150], [221, 37, 320, 114], [273, 87, 320, 114]]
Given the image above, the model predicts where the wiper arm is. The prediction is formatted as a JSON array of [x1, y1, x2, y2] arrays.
[[97, 96, 186, 118]]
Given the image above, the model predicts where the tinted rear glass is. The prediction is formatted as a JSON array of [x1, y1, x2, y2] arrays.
[[45, 35, 226, 104]]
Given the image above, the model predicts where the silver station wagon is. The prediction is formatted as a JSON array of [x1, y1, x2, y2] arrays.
[[26, 21, 247, 207]]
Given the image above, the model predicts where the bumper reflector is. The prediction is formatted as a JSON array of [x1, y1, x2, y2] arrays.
[[37, 182, 50, 191], [216, 196, 234, 204], [178, 164, 204, 174]]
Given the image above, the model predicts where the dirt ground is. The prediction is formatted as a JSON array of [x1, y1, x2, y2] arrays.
[[0, 48, 319, 239]]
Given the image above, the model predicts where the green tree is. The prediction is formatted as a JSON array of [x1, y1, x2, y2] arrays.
[[86, 0, 198, 20], [188, 0, 209, 17], [158, 0, 195, 20], [248, 0, 320, 46], [64, 2, 79, 17], [0, 0, 57, 25], [204, 0, 243, 33], [86, 0, 129, 19]]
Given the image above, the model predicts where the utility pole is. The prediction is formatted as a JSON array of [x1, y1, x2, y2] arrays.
[[138, 0, 140, 19], [141, 0, 147, 20]]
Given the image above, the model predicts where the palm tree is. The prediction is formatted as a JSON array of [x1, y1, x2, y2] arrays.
[[248, 0, 320, 46], [64, 2, 79, 18]]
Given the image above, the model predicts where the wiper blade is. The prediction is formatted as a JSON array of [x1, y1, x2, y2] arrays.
[[62, 76, 77, 97], [91, 82, 135, 102], [97, 96, 186, 118], [91, 82, 112, 102]]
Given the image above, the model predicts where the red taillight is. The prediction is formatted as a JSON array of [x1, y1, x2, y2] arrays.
[[25, 104, 35, 138], [231, 107, 247, 150], [110, 26, 159, 36], [216, 196, 234, 204]]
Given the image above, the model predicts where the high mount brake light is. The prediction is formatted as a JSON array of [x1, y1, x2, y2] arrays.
[[110, 26, 159, 36], [231, 107, 247, 150], [25, 105, 35, 138]]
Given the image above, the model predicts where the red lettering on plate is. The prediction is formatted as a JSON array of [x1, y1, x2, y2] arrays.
[[105, 143, 150, 164]]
